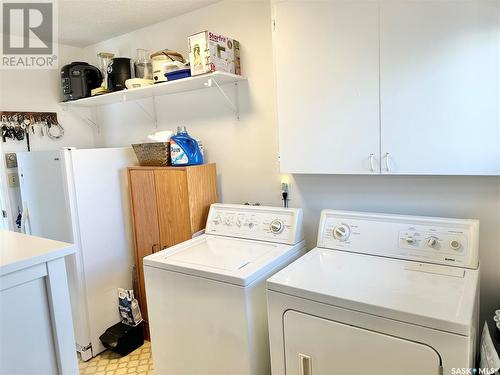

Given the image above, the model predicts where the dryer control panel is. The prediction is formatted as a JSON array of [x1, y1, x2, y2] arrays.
[[205, 204, 304, 245], [318, 210, 479, 269]]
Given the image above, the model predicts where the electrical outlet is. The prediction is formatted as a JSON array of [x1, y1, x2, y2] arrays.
[[281, 181, 289, 194], [5, 153, 17, 168], [8, 173, 19, 188]]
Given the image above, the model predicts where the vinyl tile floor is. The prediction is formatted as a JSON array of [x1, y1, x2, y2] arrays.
[[79, 341, 153, 375]]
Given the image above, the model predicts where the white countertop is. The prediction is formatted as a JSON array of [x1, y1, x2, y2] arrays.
[[0, 230, 75, 276]]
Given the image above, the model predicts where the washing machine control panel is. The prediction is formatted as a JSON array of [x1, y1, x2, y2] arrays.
[[205, 204, 304, 245], [317, 210, 479, 269]]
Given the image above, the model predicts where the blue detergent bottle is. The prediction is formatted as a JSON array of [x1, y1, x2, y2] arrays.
[[170, 126, 204, 166]]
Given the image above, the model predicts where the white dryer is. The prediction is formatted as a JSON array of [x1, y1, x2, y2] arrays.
[[267, 210, 480, 375], [144, 204, 305, 375]]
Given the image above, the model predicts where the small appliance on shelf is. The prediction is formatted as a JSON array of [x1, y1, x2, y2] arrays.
[[61, 62, 102, 101], [126, 49, 154, 89], [107, 57, 132, 91], [150, 49, 185, 83], [125, 78, 154, 90], [91, 52, 114, 96], [134, 48, 153, 79], [188, 31, 241, 76]]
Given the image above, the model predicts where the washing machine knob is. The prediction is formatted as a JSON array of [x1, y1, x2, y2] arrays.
[[426, 236, 438, 248], [270, 219, 284, 234], [405, 236, 415, 244], [450, 240, 462, 251], [333, 224, 351, 242]]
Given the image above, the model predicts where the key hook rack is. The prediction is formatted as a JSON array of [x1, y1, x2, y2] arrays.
[[0, 111, 65, 151]]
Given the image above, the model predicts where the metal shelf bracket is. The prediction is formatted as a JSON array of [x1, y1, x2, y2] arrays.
[[61, 103, 99, 129], [131, 97, 158, 130], [205, 77, 240, 120]]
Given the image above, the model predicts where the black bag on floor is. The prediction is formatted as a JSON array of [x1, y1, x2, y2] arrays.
[[99, 321, 144, 356]]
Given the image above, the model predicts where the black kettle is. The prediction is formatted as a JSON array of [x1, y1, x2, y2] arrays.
[[107, 58, 132, 91]]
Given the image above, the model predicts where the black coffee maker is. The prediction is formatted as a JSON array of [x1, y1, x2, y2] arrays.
[[61, 62, 102, 101], [107, 58, 132, 91]]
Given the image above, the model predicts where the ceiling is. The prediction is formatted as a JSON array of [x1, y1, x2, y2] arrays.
[[58, 0, 218, 47]]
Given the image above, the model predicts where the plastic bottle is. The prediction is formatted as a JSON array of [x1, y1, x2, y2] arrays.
[[170, 126, 204, 166]]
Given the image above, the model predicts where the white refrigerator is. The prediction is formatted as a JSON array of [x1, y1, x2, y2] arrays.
[[17, 147, 138, 360]]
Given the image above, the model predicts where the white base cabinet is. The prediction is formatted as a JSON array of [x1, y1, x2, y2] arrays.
[[274, 1, 500, 175], [0, 231, 78, 375]]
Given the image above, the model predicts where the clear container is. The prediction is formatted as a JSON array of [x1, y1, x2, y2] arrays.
[[134, 49, 153, 79], [97, 52, 114, 88], [97, 52, 114, 78]]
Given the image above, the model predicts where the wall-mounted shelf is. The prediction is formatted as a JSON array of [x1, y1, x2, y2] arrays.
[[59, 71, 245, 107], [60, 71, 245, 126]]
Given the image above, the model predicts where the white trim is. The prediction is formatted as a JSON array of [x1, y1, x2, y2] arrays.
[[0, 141, 13, 230], [45, 257, 79, 374]]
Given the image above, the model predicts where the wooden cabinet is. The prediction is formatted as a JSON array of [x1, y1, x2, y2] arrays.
[[274, 1, 500, 175], [128, 164, 218, 336]]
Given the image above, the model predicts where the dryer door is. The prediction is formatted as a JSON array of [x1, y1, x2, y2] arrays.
[[284, 310, 441, 375]]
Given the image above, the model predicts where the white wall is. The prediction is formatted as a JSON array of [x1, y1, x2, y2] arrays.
[[83, 0, 281, 205], [0, 43, 97, 229], [83, 1, 499, 322]]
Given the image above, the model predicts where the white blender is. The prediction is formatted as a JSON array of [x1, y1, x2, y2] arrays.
[[91, 52, 114, 96]]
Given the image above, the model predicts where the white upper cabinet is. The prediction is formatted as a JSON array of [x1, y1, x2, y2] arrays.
[[380, 2, 500, 175], [273, 1, 380, 174], [274, 1, 500, 175]]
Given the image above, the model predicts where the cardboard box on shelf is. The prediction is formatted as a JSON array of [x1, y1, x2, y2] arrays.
[[188, 31, 241, 76]]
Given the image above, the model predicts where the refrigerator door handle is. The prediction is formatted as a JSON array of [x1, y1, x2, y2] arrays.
[[20, 206, 31, 235]]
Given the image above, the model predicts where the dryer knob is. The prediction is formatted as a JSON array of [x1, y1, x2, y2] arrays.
[[333, 224, 351, 242]]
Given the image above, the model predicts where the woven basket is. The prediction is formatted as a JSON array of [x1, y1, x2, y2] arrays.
[[132, 142, 170, 166]]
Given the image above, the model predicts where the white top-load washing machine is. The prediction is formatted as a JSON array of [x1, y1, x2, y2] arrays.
[[267, 210, 480, 375], [144, 203, 305, 375]]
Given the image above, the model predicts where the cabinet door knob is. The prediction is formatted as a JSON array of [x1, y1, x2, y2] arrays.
[[369, 153, 375, 172], [384, 153, 391, 172]]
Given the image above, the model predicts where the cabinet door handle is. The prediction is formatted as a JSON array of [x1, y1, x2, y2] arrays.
[[151, 244, 160, 253], [369, 153, 375, 172], [384, 153, 391, 172], [299, 353, 312, 375]]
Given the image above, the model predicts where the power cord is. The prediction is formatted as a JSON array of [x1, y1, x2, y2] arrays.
[[282, 191, 289, 208]]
